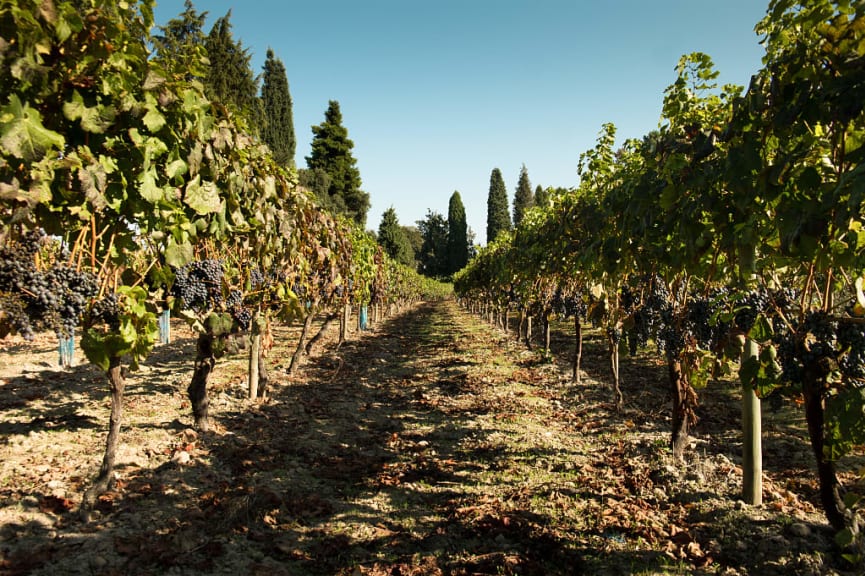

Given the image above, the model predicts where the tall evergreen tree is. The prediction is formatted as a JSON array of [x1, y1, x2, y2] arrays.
[[512, 164, 534, 227], [204, 11, 260, 123], [151, 0, 208, 83], [260, 48, 295, 168], [377, 207, 414, 267], [534, 184, 550, 208], [486, 167, 511, 244], [446, 191, 469, 274], [417, 210, 449, 277], [306, 101, 369, 227]]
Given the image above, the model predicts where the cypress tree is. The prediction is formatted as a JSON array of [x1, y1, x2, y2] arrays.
[[261, 48, 295, 168], [447, 191, 469, 274], [534, 184, 550, 208], [306, 100, 369, 227], [486, 167, 511, 244], [513, 164, 534, 227], [204, 11, 260, 123], [377, 207, 414, 267]]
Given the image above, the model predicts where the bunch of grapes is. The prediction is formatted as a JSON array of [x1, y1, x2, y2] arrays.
[[0, 231, 96, 339], [87, 293, 120, 330], [733, 289, 771, 333], [250, 266, 265, 289], [802, 310, 837, 362], [225, 289, 243, 309], [638, 274, 673, 351], [774, 310, 838, 386], [769, 287, 798, 317], [232, 307, 253, 330], [657, 308, 686, 356], [620, 284, 638, 313], [49, 264, 98, 337], [172, 259, 224, 312], [774, 325, 802, 385], [837, 319, 865, 379], [685, 288, 729, 350]]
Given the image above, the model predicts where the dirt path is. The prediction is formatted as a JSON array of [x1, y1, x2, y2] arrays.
[[0, 300, 856, 575]]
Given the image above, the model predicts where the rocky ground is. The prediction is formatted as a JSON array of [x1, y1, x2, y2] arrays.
[[0, 300, 862, 575]]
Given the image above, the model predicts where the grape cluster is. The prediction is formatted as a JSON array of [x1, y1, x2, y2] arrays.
[[0, 231, 97, 339], [637, 275, 673, 352], [250, 266, 265, 289], [733, 289, 771, 332], [685, 289, 729, 350], [232, 308, 252, 330], [552, 289, 587, 320], [837, 320, 865, 379], [87, 293, 120, 330], [774, 310, 840, 386], [172, 259, 224, 312], [775, 327, 802, 385], [802, 310, 837, 362], [49, 264, 98, 337], [225, 289, 243, 309], [620, 284, 638, 313]]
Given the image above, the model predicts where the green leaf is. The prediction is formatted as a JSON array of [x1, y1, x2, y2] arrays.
[[164, 238, 193, 267], [62, 91, 116, 134], [166, 158, 187, 181], [81, 329, 111, 371], [184, 175, 221, 215], [835, 528, 855, 548], [0, 94, 64, 161], [142, 103, 165, 133], [748, 314, 773, 342], [204, 312, 233, 337], [138, 167, 163, 203]]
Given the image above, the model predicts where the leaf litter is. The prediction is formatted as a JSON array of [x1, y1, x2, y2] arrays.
[[0, 301, 858, 575]]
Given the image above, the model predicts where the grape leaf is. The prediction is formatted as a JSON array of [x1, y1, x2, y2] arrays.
[[184, 176, 221, 215], [0, 94, 64, 161]]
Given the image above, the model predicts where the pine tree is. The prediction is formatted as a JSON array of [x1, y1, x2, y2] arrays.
[[204, 11, 260, 123], [152, 0, 208, 83], [486, 167, 511, 244], [378, 207, 414, 267], [447, 191, 469, 274], [261, 48, 295, 168], [306, 101, 369, 227], [417, 210, 449, 277], [512, 164, 534, 227]]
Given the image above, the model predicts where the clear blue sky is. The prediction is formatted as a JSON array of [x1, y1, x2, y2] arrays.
[[152, 0, 769, 245]]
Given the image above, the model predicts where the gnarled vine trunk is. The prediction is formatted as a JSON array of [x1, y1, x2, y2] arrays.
[[543, 312, 551, 355], [288, 311, 316, 375], [608, 334, 623, 409], [668, 354, 697, 460], [802, 362, 847, 531], [572, 315, 583, 385], [188, 333, 215, 432], [82, 355, 124, 510], [248, 320, 261, 400], [307, 312, 338, 356]]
